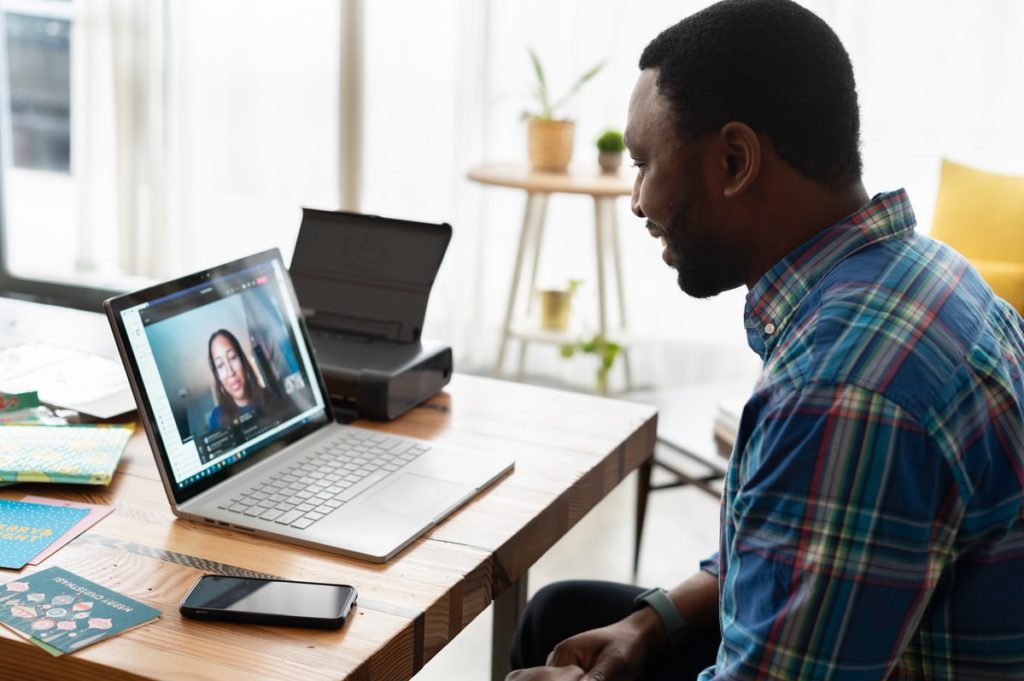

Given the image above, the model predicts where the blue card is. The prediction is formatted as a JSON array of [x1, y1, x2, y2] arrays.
[[0, 500, 90, 569], [0, 566, 161, 655]]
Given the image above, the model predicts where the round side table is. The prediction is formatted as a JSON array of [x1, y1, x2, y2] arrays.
[[468, 163, 635, 393]]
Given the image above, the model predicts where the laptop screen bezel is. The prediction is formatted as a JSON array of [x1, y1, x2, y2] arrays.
[[105, 249, 336, 506]]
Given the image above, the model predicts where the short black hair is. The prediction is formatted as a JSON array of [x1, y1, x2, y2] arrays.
[[639, 0, 862, 188]]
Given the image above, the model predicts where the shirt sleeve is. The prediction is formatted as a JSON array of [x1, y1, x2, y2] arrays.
[[709, 383, 964, 680], [700, 551, 720, 578]]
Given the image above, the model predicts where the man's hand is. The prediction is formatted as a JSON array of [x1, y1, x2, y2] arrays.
[[506, 664, 585, 681], [543, 609, 663, 681]]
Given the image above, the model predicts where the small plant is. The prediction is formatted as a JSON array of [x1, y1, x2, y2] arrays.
[[596, 130, 625, 153], [525, 49, 604, 121], [560, 334, 622, 394]]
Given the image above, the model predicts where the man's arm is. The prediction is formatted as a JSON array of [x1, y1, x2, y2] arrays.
[[507, 569, 719, 681], [710, 383, 962, 680]]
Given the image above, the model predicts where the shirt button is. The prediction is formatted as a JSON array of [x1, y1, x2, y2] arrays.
[[764, 323, 776, 335]]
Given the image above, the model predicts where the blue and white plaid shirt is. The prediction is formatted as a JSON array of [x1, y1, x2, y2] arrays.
[[700, 190, 1024, 680]]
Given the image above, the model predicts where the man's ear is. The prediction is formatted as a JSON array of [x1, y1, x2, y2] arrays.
[[718, 122, 761, 199]]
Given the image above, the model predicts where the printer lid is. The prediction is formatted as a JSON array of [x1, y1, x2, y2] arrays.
[[290, 209, 451, 343]]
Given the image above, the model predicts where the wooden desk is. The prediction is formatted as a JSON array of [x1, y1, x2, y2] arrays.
[[468, 164, 635, 393], [0, 374, 656, 681]]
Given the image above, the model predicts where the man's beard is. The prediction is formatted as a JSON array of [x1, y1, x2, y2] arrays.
[[660, 201, 742, 299]]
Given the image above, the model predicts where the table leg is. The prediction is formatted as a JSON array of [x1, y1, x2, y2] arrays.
[[496, 193, 541, 378], [517, 195, 550, 381], [491, 572, 529, 681], [593, 200, 609, 395], [523, 194, 550, 316], [634, 454, 654, 577], [606, 198, 634, 391]]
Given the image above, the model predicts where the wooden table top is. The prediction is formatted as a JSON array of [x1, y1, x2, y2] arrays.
[[0, 374, 657, 680], [467, 163, 633, 197]]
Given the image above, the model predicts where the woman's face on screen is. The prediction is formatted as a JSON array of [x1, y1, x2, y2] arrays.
[[211, 334, 249, 404]]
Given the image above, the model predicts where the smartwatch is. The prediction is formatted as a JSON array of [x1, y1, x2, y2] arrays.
[[633, 586, 689, 648]]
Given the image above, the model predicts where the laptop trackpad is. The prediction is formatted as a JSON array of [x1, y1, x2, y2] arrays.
[[362, 473, 466, 518]]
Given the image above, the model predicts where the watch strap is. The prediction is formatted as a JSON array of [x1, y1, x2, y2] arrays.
[[634, 586, 689, 647]]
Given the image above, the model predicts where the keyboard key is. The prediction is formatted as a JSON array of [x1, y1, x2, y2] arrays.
[[291, 517, 315, 529], [275, 510, 303, 525], [260, 508, 284, 521], [339, 470, 389, 502]]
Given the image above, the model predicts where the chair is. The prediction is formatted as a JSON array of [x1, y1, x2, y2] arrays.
[[930, 159, 1024, 315]]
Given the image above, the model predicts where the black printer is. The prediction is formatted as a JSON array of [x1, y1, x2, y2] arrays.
[[290, 208, 453, 421]]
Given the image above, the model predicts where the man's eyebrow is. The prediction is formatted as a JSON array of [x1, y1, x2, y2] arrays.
[[623, 132, 633, 149]]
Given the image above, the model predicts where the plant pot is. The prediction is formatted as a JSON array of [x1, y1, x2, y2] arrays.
[[528, 118, 574, 173], [539, 289, 573, 331], [598, 150, 623, 174]]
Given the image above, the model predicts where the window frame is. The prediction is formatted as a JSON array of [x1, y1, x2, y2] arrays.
[[0, 0, 118, 311]]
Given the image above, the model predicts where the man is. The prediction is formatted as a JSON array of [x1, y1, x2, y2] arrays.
[[507, 1, 1024, 679]]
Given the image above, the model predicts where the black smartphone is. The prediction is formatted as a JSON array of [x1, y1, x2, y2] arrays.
[[179, 575, 357, 629]]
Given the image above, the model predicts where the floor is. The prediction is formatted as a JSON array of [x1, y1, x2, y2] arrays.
[[412, 461, 722, 680]]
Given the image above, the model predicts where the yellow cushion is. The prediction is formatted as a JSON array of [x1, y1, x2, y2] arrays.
[[930, 159, 1024, 314], [931, 159, 1024, 262], [971, 259, 1024, 315]]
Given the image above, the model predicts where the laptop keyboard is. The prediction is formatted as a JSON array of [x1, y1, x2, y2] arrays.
[[218, 428, 430, 530]]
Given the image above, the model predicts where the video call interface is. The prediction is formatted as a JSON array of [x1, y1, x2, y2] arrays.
[[125, 260, 325, 489]]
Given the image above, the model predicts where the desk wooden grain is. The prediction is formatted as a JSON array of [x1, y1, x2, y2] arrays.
[[0, 374, 656, 680]]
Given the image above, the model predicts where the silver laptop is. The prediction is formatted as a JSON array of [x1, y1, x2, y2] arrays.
[[104, 249, 513, 562]]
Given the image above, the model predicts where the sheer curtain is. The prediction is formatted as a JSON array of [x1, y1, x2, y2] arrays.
[[360, 0, 1024, 391], [166, 1, 341, 275], [61, 0, 342, 284]]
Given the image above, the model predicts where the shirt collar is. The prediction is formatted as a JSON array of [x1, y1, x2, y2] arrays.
[[743, 189, 917, 360]]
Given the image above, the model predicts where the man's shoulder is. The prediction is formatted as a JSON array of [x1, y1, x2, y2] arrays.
[[775, 232, 1014, 419]]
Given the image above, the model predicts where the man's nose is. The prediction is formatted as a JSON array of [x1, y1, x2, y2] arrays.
[[631, 184, 645, 218]]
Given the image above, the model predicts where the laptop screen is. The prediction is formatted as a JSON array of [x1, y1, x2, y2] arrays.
[[112, 251, 329, 498]]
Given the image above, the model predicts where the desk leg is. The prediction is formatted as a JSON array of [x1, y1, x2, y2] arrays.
[[496, 193, 542, 378], [634, 453, 654, 577], [492, 572, 529, 681]]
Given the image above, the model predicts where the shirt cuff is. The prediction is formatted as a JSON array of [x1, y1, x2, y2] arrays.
[[699, 551, 720, 578]]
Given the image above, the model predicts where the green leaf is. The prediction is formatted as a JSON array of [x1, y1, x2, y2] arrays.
[[551, 60, 605, 113], [529, 48, 551, 117]]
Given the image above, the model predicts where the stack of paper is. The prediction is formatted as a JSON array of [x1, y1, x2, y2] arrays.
[[0, 423, 133, 487], [0, 567, 160, 656]]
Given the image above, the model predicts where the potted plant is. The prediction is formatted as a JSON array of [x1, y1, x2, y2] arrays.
[[596, 130, 625, 174], [538, 279, 581, 331], [524, 49, 604, 173], [560, 334, 622, 394]]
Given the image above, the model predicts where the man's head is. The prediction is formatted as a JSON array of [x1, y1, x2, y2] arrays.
[[625, 0, 864, 297]]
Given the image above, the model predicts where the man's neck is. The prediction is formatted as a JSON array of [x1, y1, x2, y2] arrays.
[[744, 179, 870, 289]]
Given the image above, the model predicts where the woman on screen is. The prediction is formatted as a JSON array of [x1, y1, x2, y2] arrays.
[[207, 329, 267, 430]]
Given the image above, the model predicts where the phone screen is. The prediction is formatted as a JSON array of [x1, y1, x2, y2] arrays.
[[181, 575, 356, 622]]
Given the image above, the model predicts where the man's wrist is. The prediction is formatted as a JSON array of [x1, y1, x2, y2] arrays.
[[633, 586, 690, 649]]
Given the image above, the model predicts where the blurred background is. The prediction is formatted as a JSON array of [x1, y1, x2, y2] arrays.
[[1, 0, 1021, 392]]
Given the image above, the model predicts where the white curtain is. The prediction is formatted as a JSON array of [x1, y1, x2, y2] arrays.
[[70, 0, 167, 279], [69, 0, 342, 282], [165, 1, 341, 276], [359, 0, 1024, 391]]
